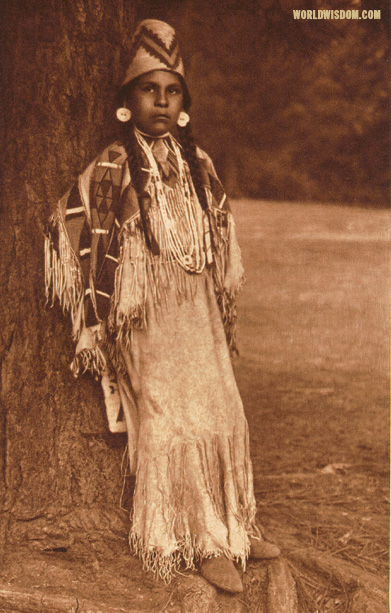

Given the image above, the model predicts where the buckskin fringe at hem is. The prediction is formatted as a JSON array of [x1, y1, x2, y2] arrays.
[[128, 425, 257, 582], [129, 533, 251, 584]]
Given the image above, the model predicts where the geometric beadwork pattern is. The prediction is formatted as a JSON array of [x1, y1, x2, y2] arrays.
[[132, 24, 181, 71], [122, 20, 184, 86]]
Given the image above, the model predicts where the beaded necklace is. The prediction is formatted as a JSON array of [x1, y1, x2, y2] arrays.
[[135, 130, 206, 274]]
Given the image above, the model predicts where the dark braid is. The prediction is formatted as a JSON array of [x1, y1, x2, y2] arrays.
[[120, 119, 155, 252], [121, 120, 147, 194], [176, 122, 209, 213], [116, 87, 147, 200]]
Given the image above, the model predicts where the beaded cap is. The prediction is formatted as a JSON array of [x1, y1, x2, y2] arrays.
[[122, 19, 185, 86]]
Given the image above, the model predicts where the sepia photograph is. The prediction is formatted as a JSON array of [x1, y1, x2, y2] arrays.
[[0, 0, 389, 611]]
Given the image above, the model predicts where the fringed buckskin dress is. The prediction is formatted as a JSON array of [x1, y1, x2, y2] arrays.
[[45, 131, 258, 581]]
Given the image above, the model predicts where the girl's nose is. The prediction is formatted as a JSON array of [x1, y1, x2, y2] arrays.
[[156, 88, 168, 107]]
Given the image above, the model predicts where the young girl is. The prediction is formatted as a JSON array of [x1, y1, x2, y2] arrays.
[[45, 19, 279, 594]]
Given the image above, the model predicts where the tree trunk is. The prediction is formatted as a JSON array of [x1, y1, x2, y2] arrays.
[[0, 0, 135, 547]]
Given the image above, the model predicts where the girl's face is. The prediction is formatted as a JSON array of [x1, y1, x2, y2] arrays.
[[129, 70, 184, 137]]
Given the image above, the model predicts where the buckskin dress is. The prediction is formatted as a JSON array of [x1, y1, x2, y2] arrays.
[[45, 131, 258, 580]]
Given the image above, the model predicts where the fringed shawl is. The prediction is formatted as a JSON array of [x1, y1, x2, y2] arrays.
[[45, 139, 244, 431]]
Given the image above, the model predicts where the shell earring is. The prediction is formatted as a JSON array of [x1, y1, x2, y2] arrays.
[[177, 111, 190, 127], [116, 107, 132, 122]]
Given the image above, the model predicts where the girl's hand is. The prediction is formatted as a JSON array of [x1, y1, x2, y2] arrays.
[[75, 323, 103, 354]]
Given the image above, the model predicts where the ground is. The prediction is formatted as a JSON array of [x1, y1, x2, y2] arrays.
[[0, 200, 389, 612]]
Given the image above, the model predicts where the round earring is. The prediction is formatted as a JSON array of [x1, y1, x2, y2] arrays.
[[177, 111, 190, 127], [116, 107, 132, 122]]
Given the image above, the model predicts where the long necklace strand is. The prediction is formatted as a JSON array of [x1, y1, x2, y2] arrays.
[[135, 131, 205, 274]]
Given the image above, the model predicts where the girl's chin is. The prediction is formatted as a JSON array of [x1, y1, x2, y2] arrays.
[[134, 119, 176, 137]]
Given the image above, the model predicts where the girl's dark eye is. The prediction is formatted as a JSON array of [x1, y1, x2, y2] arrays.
[[168, 87, 181, 95]]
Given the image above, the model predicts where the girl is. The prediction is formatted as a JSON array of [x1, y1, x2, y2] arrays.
[[45, 19, 279, 594]]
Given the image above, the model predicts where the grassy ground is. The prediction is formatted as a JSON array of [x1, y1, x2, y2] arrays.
[[235, 199, 389, 474], [233, 199, 389, 610]]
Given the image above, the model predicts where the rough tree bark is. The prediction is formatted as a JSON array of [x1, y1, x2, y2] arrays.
[[0, 0, 135, 548]]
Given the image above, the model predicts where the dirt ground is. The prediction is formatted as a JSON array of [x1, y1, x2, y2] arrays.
[[0, 200, 389, 612]]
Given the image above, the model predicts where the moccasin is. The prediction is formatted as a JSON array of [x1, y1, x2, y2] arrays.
[[249, 536, 281, 559], [200, 557, 243, 593]]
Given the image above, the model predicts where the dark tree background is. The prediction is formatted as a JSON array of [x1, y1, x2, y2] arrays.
[[0, 0, 136, 548], [146, 0, 389, 204], [0, 0, 389, 552]]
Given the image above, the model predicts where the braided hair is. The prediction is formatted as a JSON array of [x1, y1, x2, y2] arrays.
[[176, 122, 209, 213], [116, 77, 209, 250], [121, 119, 155, 252]]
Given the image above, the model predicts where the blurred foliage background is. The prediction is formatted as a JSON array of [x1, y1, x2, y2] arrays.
[[137, 0, 389, 205]]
